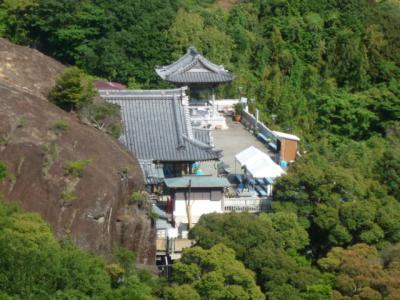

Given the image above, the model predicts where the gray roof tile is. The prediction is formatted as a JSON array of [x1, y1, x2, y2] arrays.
[[138, 159, 164, 184], [155, 47, 233, 84], [99, 89, 222, 162], [164, 176, 230, 188]]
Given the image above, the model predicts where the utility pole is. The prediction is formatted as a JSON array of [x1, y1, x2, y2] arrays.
[[186, 179, 192, 230]]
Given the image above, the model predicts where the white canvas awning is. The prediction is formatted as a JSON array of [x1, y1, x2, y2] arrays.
[[235, 146, 285, 178]]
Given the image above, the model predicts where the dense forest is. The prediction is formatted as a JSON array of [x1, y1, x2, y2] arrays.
[[1, 0, 400, 299]]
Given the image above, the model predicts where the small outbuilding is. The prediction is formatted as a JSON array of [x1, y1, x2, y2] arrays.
[[164, 176, 230, 238], [273, 131, 300, 163]]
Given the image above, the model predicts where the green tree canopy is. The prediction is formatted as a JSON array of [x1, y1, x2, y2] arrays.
[[273, 147, 400, 255], [189, 212, 332, 299], [319, 243, 400, 299], [166, 244, 264, 300], [0, 197, 157, 299], [48, 66, 95, 111]]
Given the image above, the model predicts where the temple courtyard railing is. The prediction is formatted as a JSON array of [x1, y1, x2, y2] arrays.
[[223, 197, 271, 213]]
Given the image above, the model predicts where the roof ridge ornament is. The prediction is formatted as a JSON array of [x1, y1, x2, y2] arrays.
[[188, 46, 198, 55]]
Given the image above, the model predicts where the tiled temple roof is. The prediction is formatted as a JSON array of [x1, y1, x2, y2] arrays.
[[99, 88, 221, 162], [155, 47, 233, 85]]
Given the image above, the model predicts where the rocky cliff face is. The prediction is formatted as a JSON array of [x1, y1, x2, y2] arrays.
[[0, 38, 155, 264]]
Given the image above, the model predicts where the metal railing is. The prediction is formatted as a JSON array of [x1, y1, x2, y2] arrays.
[[156, 238, 193, 253], [223, 197, 271, 213], [241, 109, 280, 162], [241, 110, 277, 141], [241, 109, 257, 130]]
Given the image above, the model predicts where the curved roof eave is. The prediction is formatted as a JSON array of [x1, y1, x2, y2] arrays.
[[155, 47, 233, 84]]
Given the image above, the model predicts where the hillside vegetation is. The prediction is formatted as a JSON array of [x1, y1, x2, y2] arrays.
[[1, 0, 400, 299], [1, 0, 398, 136], [0, 188, 156, 299]]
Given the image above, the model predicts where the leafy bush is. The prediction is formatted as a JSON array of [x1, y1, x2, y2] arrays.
[[129, 191, 150, 209], [130, 191, 146, 203], [149, 211, 159, 222], [79, 101, 122, 138], [48, 67, 95, 111], [61, 190, 77, 204], [48, 68, 122, 138], [64, 159, 91, 177], [50, 120, 69, 131], [233, 102, 244, 115], [0, 161, 7, 180]]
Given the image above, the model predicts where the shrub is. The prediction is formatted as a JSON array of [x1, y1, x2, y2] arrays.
[[48, 68, 123, 139], [16, 118, 27, 128], [149, 211, 159, 222], [62, 190, 77, 204], [50, 120, 69, 131], [79, 101, 122, 138], [234, 102, 244, 115], [130, 191, 144, 202], [0, 161, 7, 180], [49, 67, 123, 139], [129, 191, 147, 204], [48, 67, 95, 111], [106, 263, 125, 287], [129, 191, 149, 209], [64, 159, 91, 177]]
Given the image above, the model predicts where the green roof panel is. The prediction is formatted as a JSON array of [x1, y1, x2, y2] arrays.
[[165, 176, 230, 188]]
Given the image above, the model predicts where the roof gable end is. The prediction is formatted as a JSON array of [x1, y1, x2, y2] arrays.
[[155, 47, 233, 84]]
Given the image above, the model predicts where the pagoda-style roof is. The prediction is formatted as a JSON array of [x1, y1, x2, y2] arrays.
[[155, 47, 233, 85], [98, 88, 222, 162]]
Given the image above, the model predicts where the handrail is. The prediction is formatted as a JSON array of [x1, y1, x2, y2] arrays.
[[241, 110, 277, 142], [223, 197, 271, 212]]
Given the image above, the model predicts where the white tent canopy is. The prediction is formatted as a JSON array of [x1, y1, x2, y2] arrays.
[[235, 146, 285, 179]]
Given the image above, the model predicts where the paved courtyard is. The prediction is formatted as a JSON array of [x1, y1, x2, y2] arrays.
[[200, 115, 273, 176]]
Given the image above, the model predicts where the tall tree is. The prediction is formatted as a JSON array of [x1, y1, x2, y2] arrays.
[[166, 244, 264, 300], [319, 243, 400, 299]]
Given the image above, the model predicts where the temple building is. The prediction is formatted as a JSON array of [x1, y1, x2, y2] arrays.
[[155, 47, 233, 89], [164, 176, 230, 238], [98, 87, 221, 178], [156, 47, 234, 130]]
